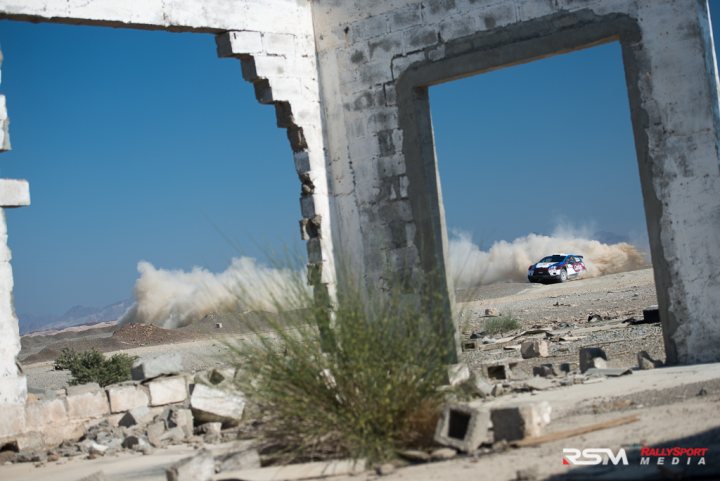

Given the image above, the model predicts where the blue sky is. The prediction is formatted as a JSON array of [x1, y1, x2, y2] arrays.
[[1, 4, 719, 318]]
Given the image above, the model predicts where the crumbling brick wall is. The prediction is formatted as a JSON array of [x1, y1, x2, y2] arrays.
[[311, 0, 720, 365]]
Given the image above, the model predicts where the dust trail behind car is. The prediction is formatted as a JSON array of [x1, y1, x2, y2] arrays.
[[449, 231, 649, 288]]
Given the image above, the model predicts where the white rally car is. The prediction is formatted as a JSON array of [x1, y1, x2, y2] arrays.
[[528, 253, 587, 283]]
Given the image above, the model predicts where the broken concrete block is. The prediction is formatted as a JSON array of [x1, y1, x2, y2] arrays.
[[430, 447, 457, 460], [579, 347, 608, 373], [217, 448, 261, 472], [470, 373, 493, 398], [65, 387, 110, 419], [166, 450, 214, 481], [637, 351, 663, 370], [491, 402, 552, 442], [197, 422, 222, 437], [491, 384, 504, 397], [532, 364, 556, 377], [642, 305, 660, 323], [434, 402, 491, 452], [447, 363, 470, 386], [121, 435, 150, 450], [190, 384, 245, 425], [105, 382, 149, 413], [559, 362, 575, 374], [80, 440, 108, 456], [118, 405, 163, 427], [147, 376, 187, 406], [397, 450, 431, 463], [461, 339, 477, 351], [131, 353, 183, 381], [160, 427, 187, 445], [146, 420, 166, 447], [483, 362, 516, 380], [520, 340, 549, 359], [169, 408, 194, 438]]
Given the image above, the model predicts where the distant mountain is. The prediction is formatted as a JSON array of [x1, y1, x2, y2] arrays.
[[18, 299, 134, 334]]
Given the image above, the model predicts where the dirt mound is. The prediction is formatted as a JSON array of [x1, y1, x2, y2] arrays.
[[112, 322, 195, 345]]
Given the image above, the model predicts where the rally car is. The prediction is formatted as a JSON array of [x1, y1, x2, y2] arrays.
[[528, 254, 587, 283]]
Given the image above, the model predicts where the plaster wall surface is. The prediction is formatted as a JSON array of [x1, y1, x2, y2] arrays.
[[0, 44, 30, 439], [311, 0, 720, 364]]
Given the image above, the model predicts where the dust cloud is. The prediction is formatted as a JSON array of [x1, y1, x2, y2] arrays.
[[118, 257, 302, 328], [121, 228, 648, 327], [449, 228, 649, 288]]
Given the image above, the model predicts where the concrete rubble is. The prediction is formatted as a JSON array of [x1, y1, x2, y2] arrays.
[[131, 353, 183, 381], [520, 340, 549, 359], [0, 366, 248, 468]]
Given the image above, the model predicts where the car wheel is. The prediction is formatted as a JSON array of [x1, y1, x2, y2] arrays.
[[559, 269, 567, 282]]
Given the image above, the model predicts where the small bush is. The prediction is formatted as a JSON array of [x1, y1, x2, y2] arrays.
[[54, 347, 136, 387], [484, 314, 520, 335], [228, 273, 453, 463]]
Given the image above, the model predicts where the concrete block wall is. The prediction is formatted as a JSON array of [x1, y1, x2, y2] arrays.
[[4, 376, 194, 449], [312, 0, 720, 364], [0, 40, 31, 441]]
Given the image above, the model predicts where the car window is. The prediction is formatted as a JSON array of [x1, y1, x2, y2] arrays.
[[540, 255, 565, 263]]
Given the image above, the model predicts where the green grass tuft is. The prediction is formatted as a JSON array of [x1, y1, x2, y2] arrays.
[[226, 272, 453, 464]]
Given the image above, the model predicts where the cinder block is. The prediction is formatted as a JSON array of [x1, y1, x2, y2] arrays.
[[483, 361, 517, 380], [434, 402, 491, 452], [65, 388, 110, 419], [579, 347, 608, 373], [532, 364, 557, 377], [521, 340, 549, 359], [491, 402, 552, 442], [147, 376, 188, 406], [106, 382, 149, 413]]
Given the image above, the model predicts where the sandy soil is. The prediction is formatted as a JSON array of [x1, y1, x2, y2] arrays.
[[20, 268, 661, 393], [457, 268, 662, 375]]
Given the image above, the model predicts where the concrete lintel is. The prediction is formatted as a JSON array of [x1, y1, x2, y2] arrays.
[[0, 179, 30, 207]]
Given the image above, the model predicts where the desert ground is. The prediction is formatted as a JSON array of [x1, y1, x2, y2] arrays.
[[19, 268, 662, 392], [7, 267, 719, 481]]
